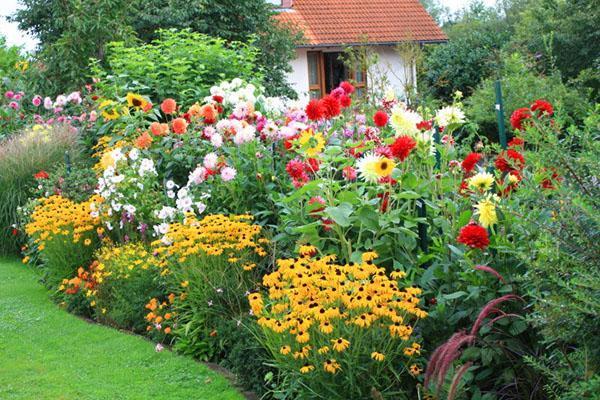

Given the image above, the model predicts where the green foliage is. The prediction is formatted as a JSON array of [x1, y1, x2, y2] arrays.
[[0, 125, 79, 255], [512, 106, 600, 398], [421, 4, 511, 101], [0, 36, 23, 79], [93, 29, 261, 105], [10, 0, 134, 94], [465, 53, 589, 141], [513, 0, 600, 99], [129, 0, 299, 97]]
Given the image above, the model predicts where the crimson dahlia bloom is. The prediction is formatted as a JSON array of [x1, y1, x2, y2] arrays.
[[510, 107, 531, 130], [531, 99, 553, 116], [285, 159, 307, 180], [305, 99, 325, 121], [320, 95, 341, 118], [373, 110, 389, 127], [34, 170, 49, 179], [461, 152, 482, 173], [339, 95, 352, 108], [457, 223, 490, 250], [389, 135, 416, 161], [340, 81, 355, 94]]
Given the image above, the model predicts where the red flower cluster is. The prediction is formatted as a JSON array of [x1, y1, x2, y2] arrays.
[[306, 99, 325, 121], [495, 149, 525, 173], [416, 120, 433, 131], [510, 107, 531, 131], [531, 99, 553, 116], [510, 99, 554, 130], [34, 170, 50, 180], [285, 158, 319, 188], [373, 110, 389, 127], [457, 223, 490, 250], [389, 135, 416, 161], [461, 152, 482, 173], [305, 83, 354, 121], [508, 137, 524, 147]]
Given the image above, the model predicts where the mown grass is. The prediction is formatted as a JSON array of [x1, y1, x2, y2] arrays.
[[0, 257, 245, 400]]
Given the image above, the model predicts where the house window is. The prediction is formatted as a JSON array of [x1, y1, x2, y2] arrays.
[[307, 51, 324, 99], [307, 51, 367, 98]]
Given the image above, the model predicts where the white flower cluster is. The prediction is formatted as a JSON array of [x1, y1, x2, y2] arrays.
[[434, 106, 466, 128], [206, 79, 261, 109]]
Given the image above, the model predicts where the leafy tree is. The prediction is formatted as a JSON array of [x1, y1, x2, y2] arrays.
[[512, 0, 600, 100], [10, 0, 134, 94], [421, 3, 512, 101], [418, 0, 450, 25]]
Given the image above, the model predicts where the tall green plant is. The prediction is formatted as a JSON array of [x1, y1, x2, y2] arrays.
[[0, 124, 79, 254]]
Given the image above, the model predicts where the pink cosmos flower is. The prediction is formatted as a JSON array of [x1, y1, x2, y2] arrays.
[[4, 91, 14, 99], [8, 101, 19, 109], [32, 95, 42, 106], [43, 97, 53, 110]]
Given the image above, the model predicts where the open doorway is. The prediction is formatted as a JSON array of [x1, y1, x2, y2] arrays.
[[307, 51, 366, 99]]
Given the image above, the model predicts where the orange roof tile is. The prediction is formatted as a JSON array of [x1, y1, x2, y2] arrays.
[[274, 0, 447, 46]]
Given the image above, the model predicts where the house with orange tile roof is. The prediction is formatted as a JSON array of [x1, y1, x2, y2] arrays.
[[270, 0, 446, 100]]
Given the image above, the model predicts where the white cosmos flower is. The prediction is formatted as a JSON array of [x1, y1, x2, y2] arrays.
[[210, 133, 223, 148], [166, 180, 177, 190], [128, 148, 140, 161]]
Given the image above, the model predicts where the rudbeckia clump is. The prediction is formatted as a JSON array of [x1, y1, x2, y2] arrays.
[[152, 214, 269, 359], [24, 194, 102, 285], [91, 242, 165, 332], [251, 248, 426, 399]]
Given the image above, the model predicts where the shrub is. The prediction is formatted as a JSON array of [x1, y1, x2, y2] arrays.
[[509, 105, 600, 398], [0, 124, 79, 255], [92, 29, 261, 106], [251, 248, 427, 399]]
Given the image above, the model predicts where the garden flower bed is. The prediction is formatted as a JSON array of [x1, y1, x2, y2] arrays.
[[2, 76, 598, 399]]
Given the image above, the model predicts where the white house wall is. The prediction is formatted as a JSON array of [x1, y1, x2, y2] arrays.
[[284, 46, 415, 102], [287, 48, 310, 101]]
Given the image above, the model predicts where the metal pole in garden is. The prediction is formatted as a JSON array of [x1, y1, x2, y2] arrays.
[[494, 80, 508, 150]]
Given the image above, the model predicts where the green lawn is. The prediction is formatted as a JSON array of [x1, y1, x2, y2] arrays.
[[0, 257, 245, 400]]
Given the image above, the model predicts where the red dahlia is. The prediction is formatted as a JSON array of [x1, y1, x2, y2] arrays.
[[286, 159, 307, 180], [389, 135, 417, 161], [319, 95, 341, 118], [305, 99, 325, 121], [461, 152, 482, 173], [508, 137, 524, 147], [495, 149, 525, 172], [416, 120, 433, 131], [340, 95, 352, 108], [306, 158, 320, 173], [373, 110, 389, 127], [531, 99, 553, 116], [340, 81, 355, 94], [510, 107, 531, 131], [457, 223, 490, 250]]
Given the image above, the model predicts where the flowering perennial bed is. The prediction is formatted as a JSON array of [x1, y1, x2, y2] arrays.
[[10, 77, 570, 399]]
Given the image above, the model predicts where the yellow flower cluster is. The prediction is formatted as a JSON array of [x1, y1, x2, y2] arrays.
[[152, 214, 268, 267], [251, 248, 426, 375], [95, 242, 164, 282], [25, 195, 102, 250]]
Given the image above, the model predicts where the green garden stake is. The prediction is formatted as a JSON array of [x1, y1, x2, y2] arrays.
[[494, 80, 508, 149], [417, 198, 428, 255], [433, 126, 441, 170], [65, 151, 71, 176]]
